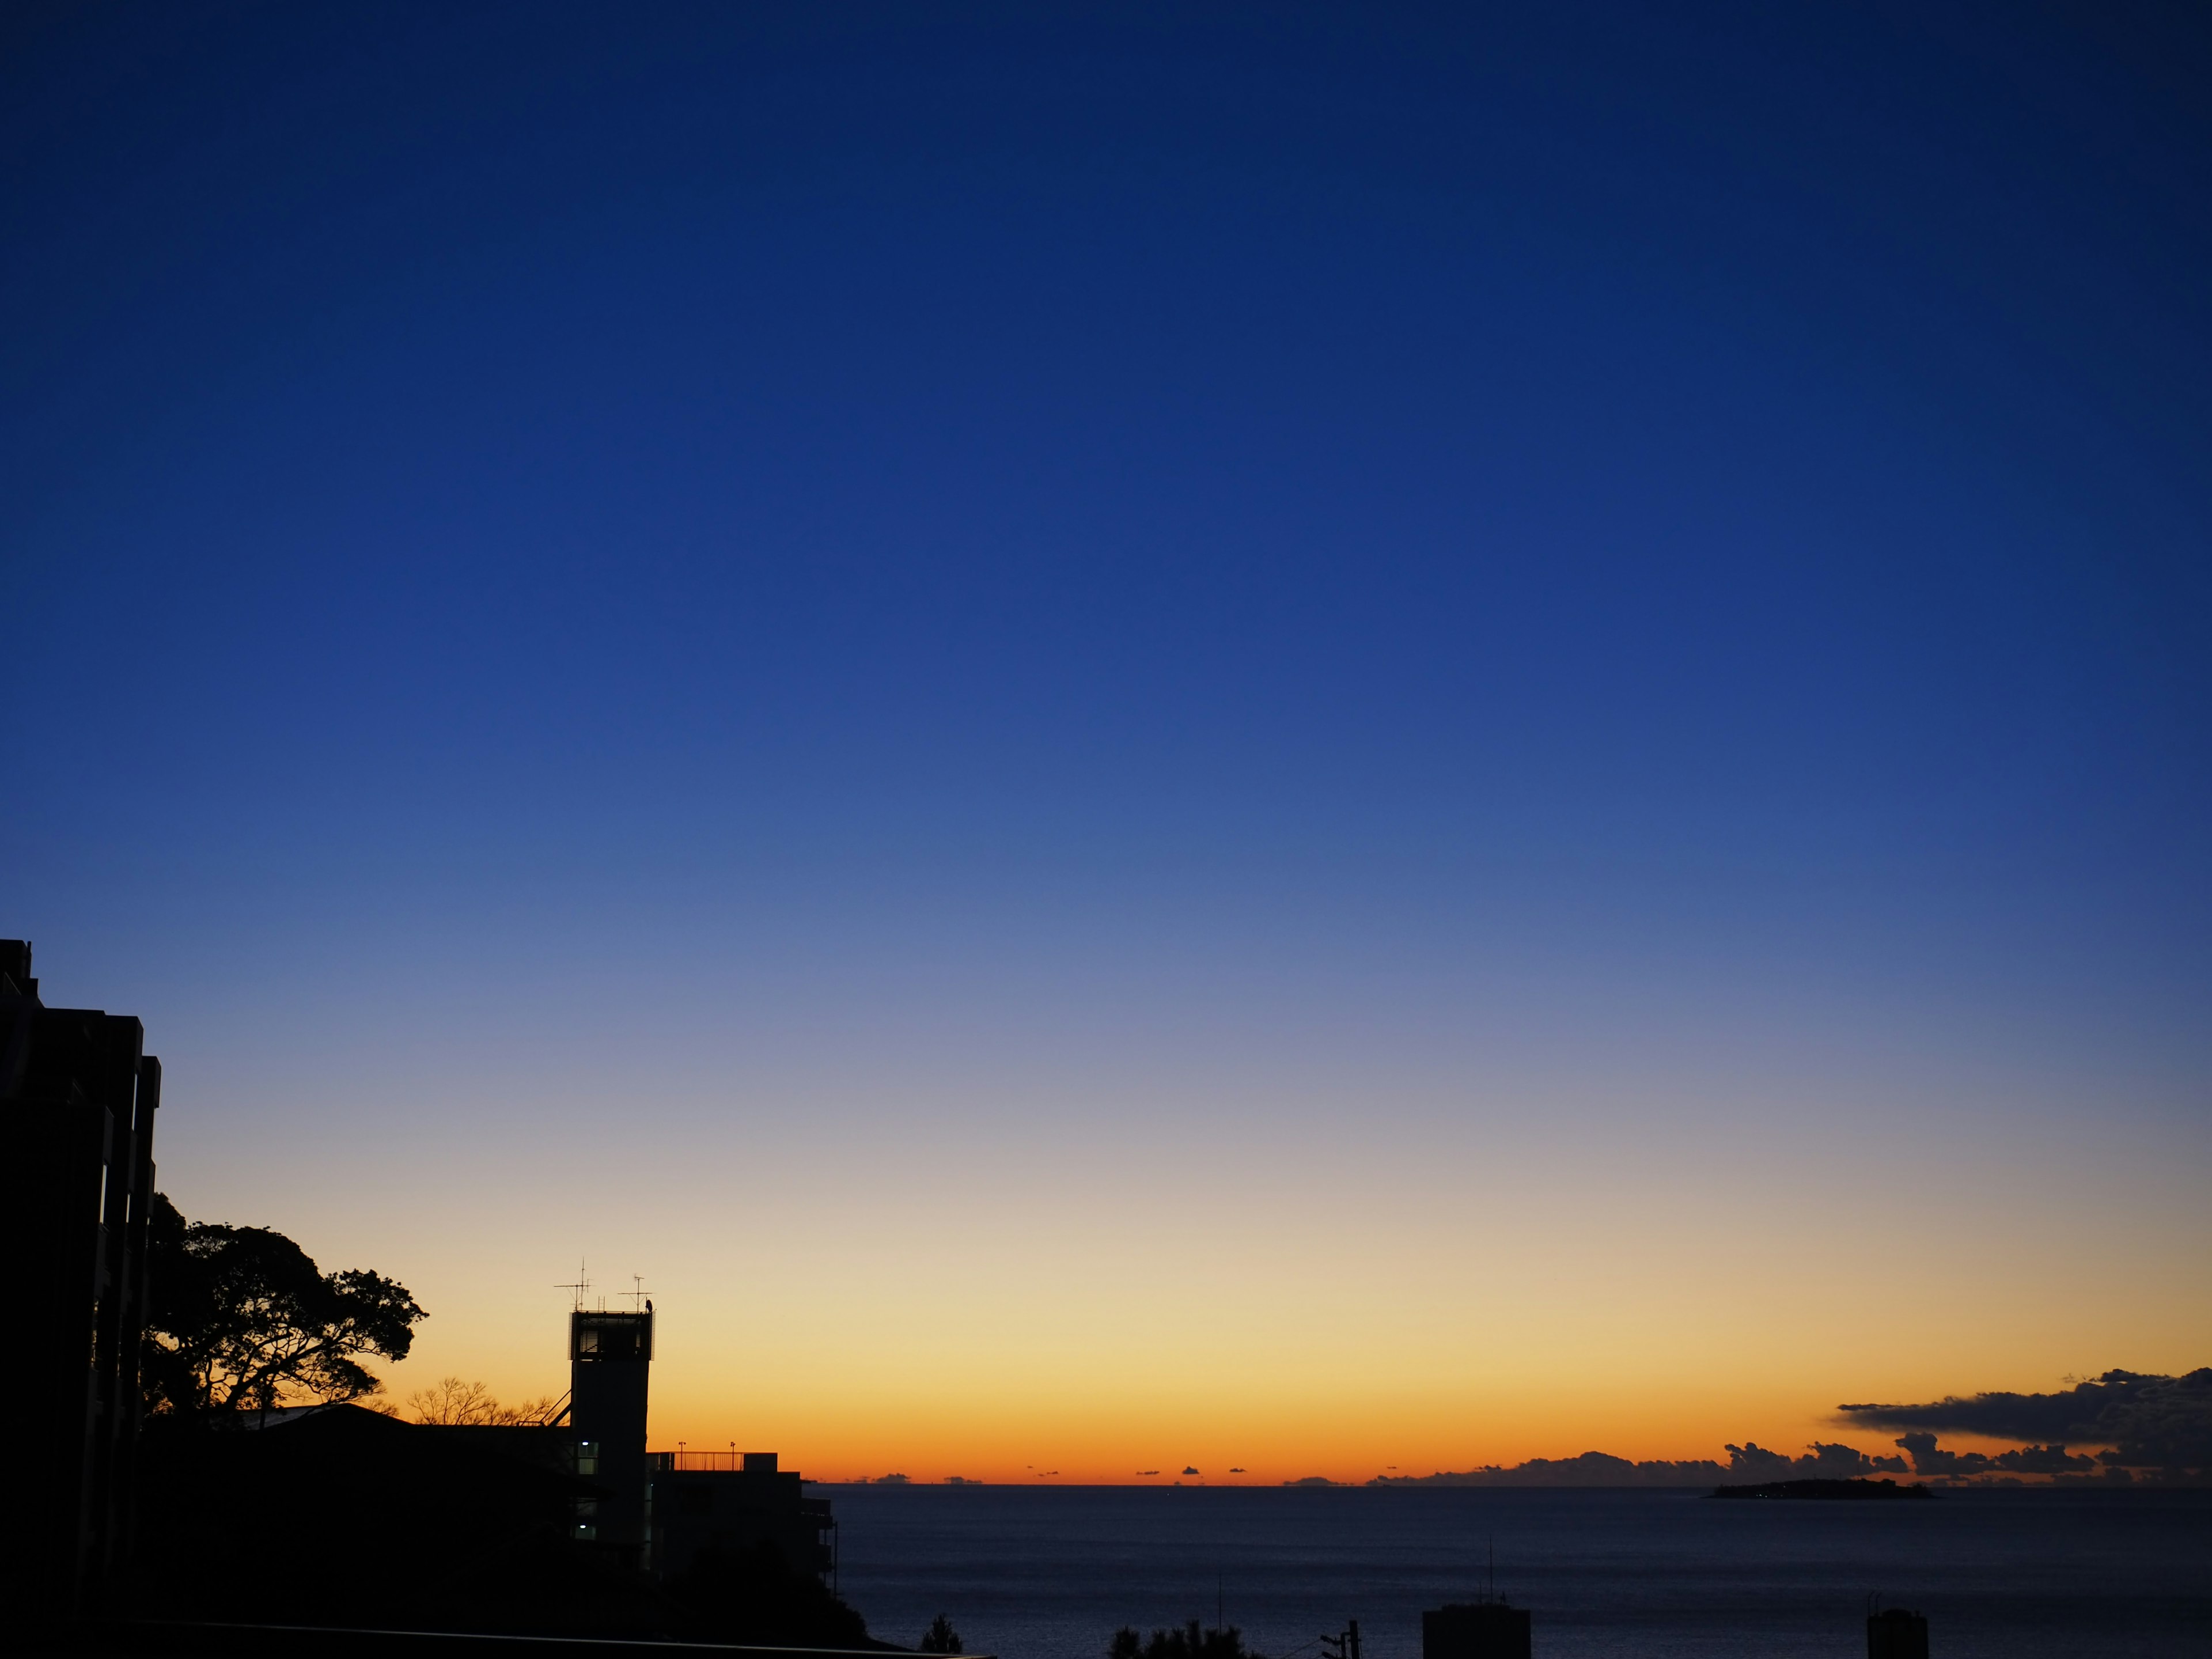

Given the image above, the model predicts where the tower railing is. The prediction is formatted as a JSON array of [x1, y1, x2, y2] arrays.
[[650, 1449, 763, 1471]]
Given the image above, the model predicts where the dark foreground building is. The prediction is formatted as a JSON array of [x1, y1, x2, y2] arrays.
[[1869, 1608, 1930, 1658], [654, 1450, 838, 1582], [1423, 1602, 1532, 1659], [128, 1302, 846, 1637], [563, 1302, 836, 1580], [134, 1403, 615, 1633], [1, 940, 161, 1613], [571, 1308, 655, 1563]]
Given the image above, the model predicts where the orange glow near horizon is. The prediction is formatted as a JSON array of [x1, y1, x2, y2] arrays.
[[237, 1082, 2210, 1488]]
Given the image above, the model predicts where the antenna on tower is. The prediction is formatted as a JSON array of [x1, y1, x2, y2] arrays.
[[624, 1274, 653, 1312], [556, 1260, 590, 1311]]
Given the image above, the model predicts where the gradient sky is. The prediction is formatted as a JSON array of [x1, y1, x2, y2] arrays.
[[7, 3, 2210, 1482]]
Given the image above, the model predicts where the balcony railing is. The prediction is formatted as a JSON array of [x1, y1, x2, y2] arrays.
[[650, 1449, 775, 1471]]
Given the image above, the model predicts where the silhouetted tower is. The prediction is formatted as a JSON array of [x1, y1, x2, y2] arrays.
[[1424, 1604, 1531, 1659], [0, 941, 161, 1614], [571, 1308, 653, 1566], [1869, 1608, 1929, 1659]]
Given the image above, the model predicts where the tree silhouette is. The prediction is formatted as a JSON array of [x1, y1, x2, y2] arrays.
[[1109, 1623, 1264, 1659], [408, 1375, 562, 1425], [920, 1614, 965, 1653], [145, 1192, 425, 1413]]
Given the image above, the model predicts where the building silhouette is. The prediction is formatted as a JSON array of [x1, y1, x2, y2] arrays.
[[534, 1298, 836, 1581], [1869, 1608, 1930, 1658], [559, 1301, 836, 1580], [1423, 1602, 1532, 1659], [570, 1308, 655, 1563], [653, 1449, 838, 1581], [135, 1399, 599, 1630], [1, 940, 160, 1613], [131, 1284, 838, 1630]]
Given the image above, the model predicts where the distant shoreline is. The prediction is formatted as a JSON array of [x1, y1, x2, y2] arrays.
[[810, 1479, 2194, 1493]]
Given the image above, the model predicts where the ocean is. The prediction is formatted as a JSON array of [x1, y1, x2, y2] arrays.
[[820, 1484, 2212, 1659]]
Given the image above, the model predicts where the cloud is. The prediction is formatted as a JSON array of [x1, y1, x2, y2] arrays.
[[1991, 1444, 2096, 1475], [1840, 1370, 2156, 1441], [1842, 1369, 2211, 1476], [1895, 1431, 1990, 1477], [1724, 1440, 1908, 1479], [1897, 1431, 2098, 1479], [1363, 1370, 2212, 1489], [2100, 1370, 2212, 1474]]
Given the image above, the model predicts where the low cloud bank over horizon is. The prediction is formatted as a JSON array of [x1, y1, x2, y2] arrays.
[[1837, 1368, 2211, 1481], [1373, 1440, 1904, 1488], [1377, 1368, 2211, 1487]]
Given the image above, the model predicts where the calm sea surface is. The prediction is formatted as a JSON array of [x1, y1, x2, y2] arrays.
[[819, 1484, 2212, 1659]]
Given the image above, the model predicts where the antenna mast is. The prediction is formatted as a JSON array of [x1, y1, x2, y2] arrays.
[[556, 1260, 590, 1311]]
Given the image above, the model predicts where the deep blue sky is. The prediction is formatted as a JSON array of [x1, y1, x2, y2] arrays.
[[6, 5, 2209, 1456]]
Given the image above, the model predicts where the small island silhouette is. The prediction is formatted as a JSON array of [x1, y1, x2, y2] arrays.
[[1710, 1478, 1932, 1501]]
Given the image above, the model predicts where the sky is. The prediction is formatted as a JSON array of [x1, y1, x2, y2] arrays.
[[6, 2, 2210, 1483]]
